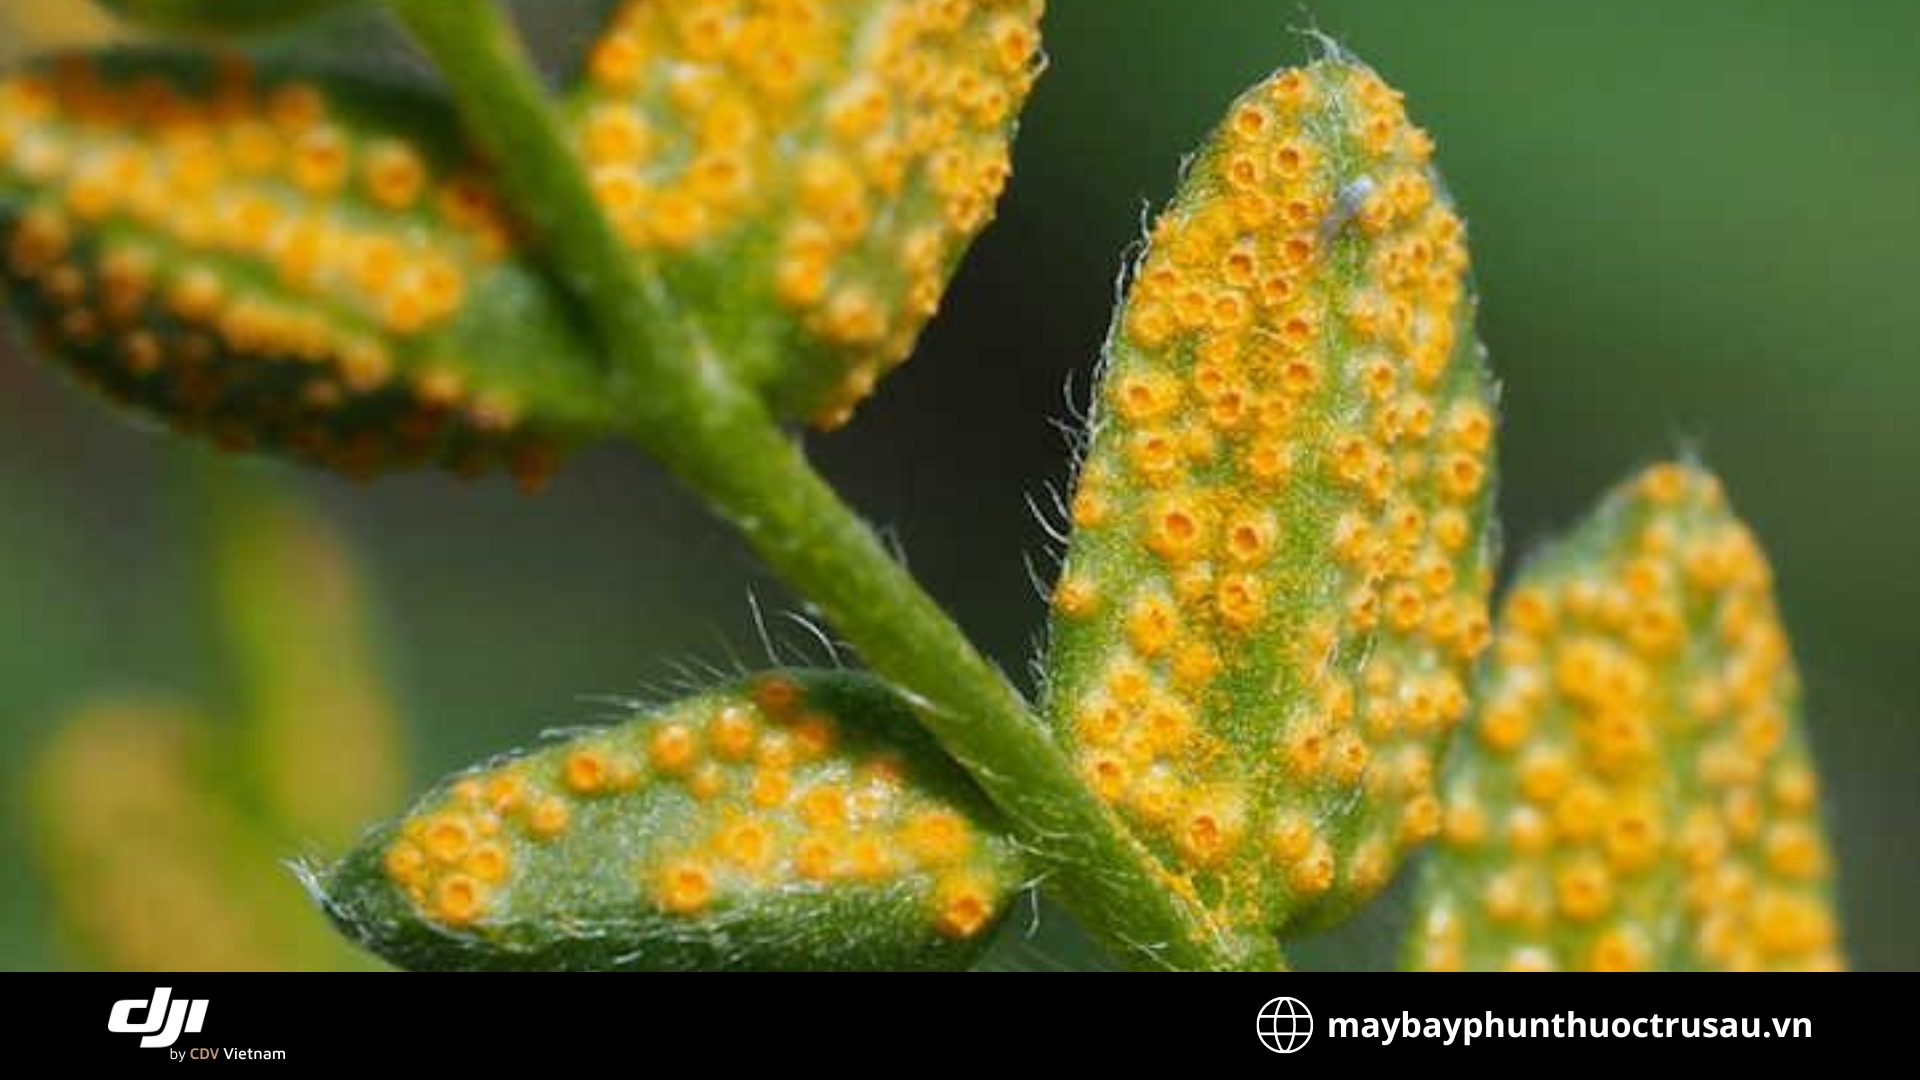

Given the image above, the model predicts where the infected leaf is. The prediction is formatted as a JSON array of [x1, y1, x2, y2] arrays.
[[569, 0, 1047, 427], [320, 670, 1027, 971], [0, 50, 615, 484], [1410, 463, 1844, 971], [1042, 54, 1497, 936]]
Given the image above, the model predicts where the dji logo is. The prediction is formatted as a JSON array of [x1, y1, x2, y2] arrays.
[[108, 988, 208, 1049]]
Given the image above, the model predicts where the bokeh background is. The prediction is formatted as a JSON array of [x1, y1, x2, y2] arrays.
[[2, 0, 1915, 970]]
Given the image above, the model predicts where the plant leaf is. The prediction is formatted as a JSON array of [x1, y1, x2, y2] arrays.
[[1410, 463, 1844, 971], [206, 472, 406, 849], [319, 670, 1027, 971], [0, 4, 127, 64], [31, 699, 376, 970], [95, 0, 363, 36], [0, 49, 615, 484], [1041, 54, 1497, 937], [569, 0, 1046, 428]]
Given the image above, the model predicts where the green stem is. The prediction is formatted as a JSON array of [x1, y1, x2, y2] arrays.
[[385, 0, 1275, 972]]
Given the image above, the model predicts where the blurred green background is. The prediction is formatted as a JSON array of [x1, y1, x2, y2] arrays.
[[2, 0, 1915, 970]]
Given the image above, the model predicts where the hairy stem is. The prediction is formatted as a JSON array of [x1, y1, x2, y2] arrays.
[[384, 0, 1273, 971]]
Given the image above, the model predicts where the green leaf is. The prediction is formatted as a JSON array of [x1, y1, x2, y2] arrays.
[[31, 699, 375, 970], [319, 670, 1028, 971], [0, 49, 614, 484], [1410, 463, 1844, 971], [206, 471, 406, 849], [95, 0, 363, 36], [30, 475, 405, 971], [567, 0, 1047, 428], [1041, 54, 1497, 937]]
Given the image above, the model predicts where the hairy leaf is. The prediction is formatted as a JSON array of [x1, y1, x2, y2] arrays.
[[1410, 464, 1843, 971], [569, 0, 1046, 427], [0, 50, 614, 484], [32, 700, 373, 970], [320, 670, 1027, 971], [95, 0, 363, 36], [1042, 54, 1497, 936]]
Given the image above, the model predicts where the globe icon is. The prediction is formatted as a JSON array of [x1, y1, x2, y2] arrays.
[[1256, 996, 1313, 1053]]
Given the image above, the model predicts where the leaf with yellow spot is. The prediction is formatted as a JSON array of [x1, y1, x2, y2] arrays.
[[319, 670, 1027, 970], [206, 472, 405, 850], [568, 0, 1046, 428], [31, 699, 380, 970], [0, 3, 127, 65], [95, 0, 363, 36], [1410, 463, 1844, 972], [0, 49, 616, 484], [1041, 53, 1497, 937]]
